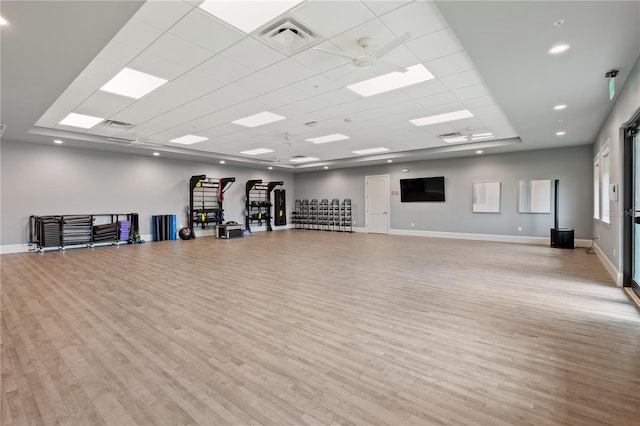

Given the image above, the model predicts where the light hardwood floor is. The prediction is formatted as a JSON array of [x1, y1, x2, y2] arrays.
[[2, 231, 639, 426]]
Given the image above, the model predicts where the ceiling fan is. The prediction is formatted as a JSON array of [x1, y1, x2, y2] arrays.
[[313, 32, 412, 74]]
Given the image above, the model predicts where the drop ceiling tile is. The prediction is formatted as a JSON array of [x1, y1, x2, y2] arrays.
[[440, 68, 484, 91], [221, 37, 286, 71], [76, 91, 136, 119], [452, 84, 491, 101], [415, 91, 460, 109], [145, 32, 214, 69], [463, 95, 496, 109], [111, 17, 165, 50], [424, 51, 476, 78], [97, 40, 141, 68], [406, 29, 463, 63], [401, 79, 449, 100], [425, 100, 468, 115], [290, 1, 376, 39], [379, 1, 448, 39], [129, 52, 190, 80], [134, 0, 193, 31], [169, 8, 245, 53], [288, 74, 344, 97], [362, 1, 412, 16]]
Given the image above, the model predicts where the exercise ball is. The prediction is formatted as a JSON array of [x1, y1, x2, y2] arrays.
[[178, 227, 193, 240]]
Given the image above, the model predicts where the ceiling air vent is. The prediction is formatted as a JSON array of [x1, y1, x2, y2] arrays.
[[104, 119, 133, 128], [260, 18, 316, 54]]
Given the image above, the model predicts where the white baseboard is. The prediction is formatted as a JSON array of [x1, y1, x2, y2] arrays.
[[592, 242, 623, 286], [388, 228, 590, 248], [1, 244, 31, 254]]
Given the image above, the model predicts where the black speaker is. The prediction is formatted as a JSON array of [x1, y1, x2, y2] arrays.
[[274, 189, 286, 226], [551, 228, 574, 249]]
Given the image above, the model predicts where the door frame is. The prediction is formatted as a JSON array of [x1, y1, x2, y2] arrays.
[[365, 174, 390, 234], [622, 109, 640, 297]]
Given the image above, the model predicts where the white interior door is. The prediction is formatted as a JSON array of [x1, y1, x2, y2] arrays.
[[366, 175, 390, 234]]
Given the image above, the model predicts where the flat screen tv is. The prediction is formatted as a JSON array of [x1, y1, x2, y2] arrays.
[[400, 177, 445, 202]]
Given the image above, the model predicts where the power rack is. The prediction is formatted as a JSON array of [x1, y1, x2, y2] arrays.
[[189, 175, 235, 233], [245, 179, 283, 232]]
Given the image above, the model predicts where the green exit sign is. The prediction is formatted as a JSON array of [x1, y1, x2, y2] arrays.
[[609, 77, 615, 100]]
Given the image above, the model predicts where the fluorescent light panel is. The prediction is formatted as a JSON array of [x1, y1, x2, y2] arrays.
[[59, 112, 104, 129], [199, 0, 304, 33], [170, 135, 208, 145], [548, 44, 570, 54], [443, 136, 468, 143], [410, 109, 474, 126], [352, 147, 389, 155], [305, 133, 350, 144], [232, 111, 285, 128], [472, 132, 493, 137], [347, 64, 434, 97], [100, 68, 167, 99], [241, 148, 274, 155], [290, 156, 319, 163], [471, 135, 494, 141]]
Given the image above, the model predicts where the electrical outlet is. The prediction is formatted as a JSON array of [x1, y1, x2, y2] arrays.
[[517, 226, 522, 232]]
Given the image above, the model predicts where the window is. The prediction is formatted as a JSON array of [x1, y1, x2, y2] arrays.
[[601, 145, 611, 223], [594, 154, 600, 219]]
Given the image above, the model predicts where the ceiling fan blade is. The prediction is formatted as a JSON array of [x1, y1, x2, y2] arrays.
[[313, 47, 354, 61], [373, 61, 408, 75], [374, 32, 411, 59]]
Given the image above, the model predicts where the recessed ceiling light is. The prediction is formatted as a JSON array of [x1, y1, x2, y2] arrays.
[[153, 152, 160, 156], [240, 148, 274, 155], [0, 16, 8, 25], [199, 0, 304, 33], [268, 166, 274, 170], [232, 111, 286, 128], [53, 139, 63, 144], [476, 150, 483, 154], [100, 68, 168, 99], [556, 131, 566, 136], [402, 168, 410, 173], [387, 160, 393, 163], [59, 112, 104, 129], [324, 166, 329, 169], [305, 133, 350, 144], [290, 156, 320, 163], [347, 64, 435, 97], [410, 109, 474, 127], [352, 147, 390, 155], [219, 160, 226, 164], [553, 104, 567, 110], [548, 44, 570, 54], [169, 134, 208, 145]]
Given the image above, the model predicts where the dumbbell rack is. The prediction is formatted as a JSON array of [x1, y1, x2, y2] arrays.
[[292, 198, 353, 233]]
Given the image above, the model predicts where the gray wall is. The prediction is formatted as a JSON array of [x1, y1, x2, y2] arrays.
[[295, 145, 594, 239], [0, 140, 294, 245], [593, 54, 640, 276]]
